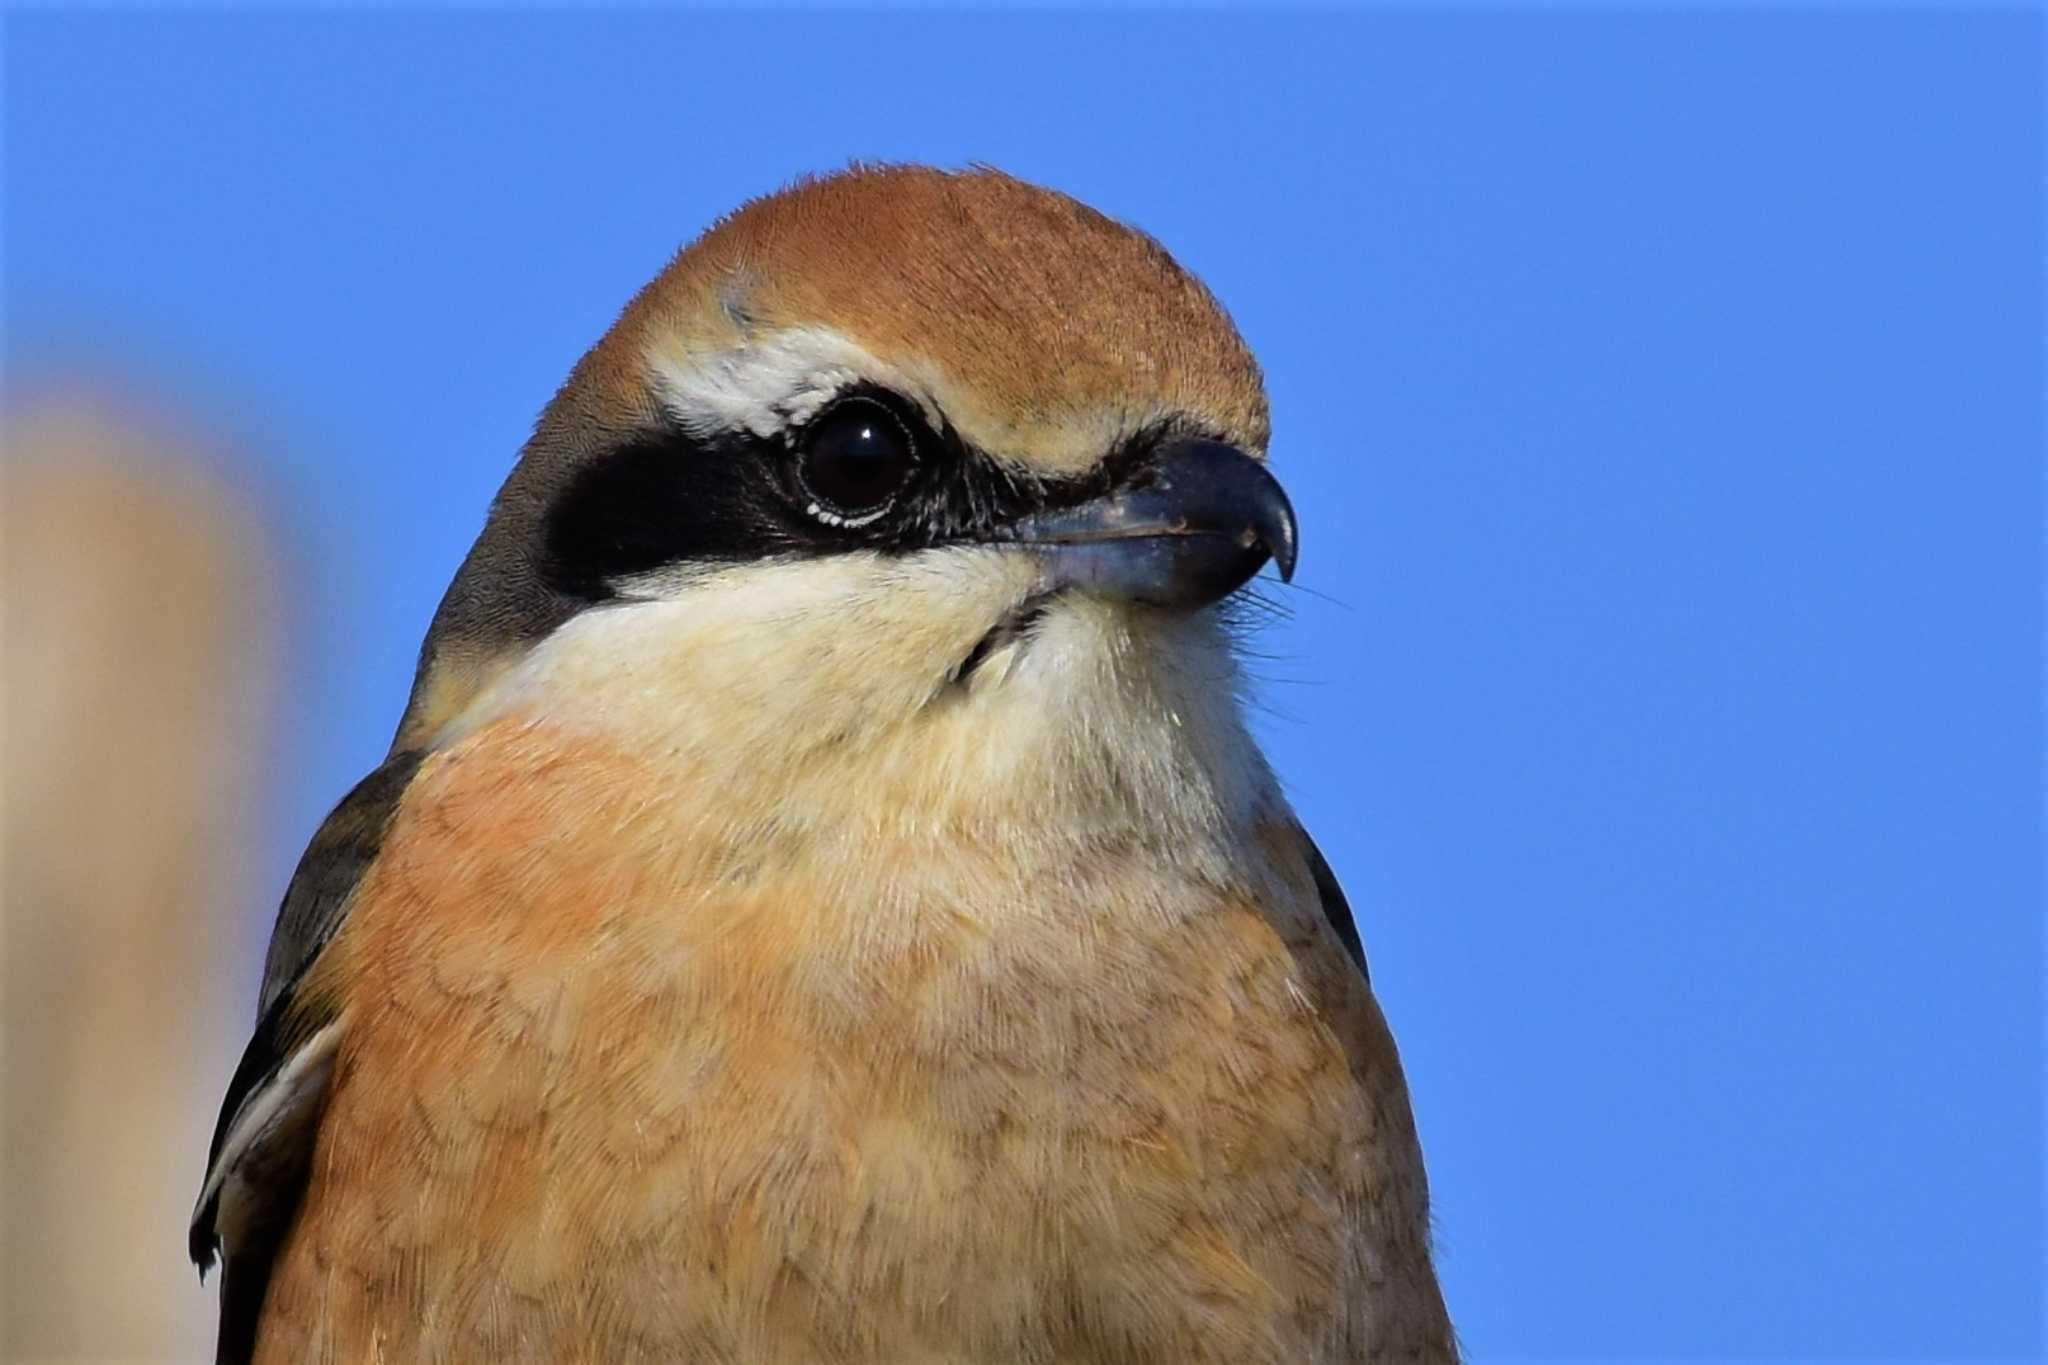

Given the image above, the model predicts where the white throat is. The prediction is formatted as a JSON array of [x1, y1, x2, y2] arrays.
[[434, 548, 1276, 877]]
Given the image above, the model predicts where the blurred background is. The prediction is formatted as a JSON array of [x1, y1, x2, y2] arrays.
[[2, 8, 2039, 1363]]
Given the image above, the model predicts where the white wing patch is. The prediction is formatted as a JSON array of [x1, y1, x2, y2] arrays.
[[193, 1019, 343, 1264]]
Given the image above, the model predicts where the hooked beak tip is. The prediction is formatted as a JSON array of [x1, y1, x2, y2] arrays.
[[988, 439, 1301, 609], [1264, 498, 1300, 585]]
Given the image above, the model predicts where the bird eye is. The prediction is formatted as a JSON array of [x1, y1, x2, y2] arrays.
[[795, 397, 918, 525]]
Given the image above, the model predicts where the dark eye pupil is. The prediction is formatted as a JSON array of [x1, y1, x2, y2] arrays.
[[800, 401, 915, 517]]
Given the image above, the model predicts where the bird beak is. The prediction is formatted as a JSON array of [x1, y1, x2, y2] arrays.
[[986, 439, 1299, 609]]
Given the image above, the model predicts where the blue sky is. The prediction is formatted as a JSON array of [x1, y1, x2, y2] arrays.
[[6, 9, 2041, 1360]]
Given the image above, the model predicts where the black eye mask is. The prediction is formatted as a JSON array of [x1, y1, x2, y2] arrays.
[[538, 384, 1177, 603]]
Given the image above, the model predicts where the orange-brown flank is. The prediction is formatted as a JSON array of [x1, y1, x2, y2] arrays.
[[257, 715, 1451, 1363]]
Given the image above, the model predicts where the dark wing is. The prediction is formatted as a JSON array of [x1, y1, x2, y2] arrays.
[[1298, 824, 1369, 982], [191, 748, 424, 1365], [253, 749, 426, 1019]]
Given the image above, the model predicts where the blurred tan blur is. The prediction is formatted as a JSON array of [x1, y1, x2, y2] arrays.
[[2, 397, 278, 1362]]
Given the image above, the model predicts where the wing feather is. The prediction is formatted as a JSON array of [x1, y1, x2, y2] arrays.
[[190, 748, 424, 1364], [1297, 824, 1370, 981]]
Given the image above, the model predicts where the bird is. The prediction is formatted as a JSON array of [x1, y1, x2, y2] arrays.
[[190, 164, 1457, 1364]]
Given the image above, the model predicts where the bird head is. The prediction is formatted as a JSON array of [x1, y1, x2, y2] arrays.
[[396, 166, 1296, 845]]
